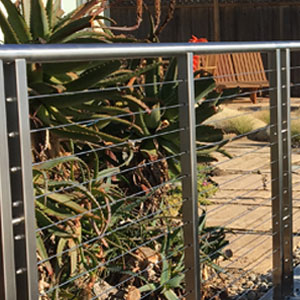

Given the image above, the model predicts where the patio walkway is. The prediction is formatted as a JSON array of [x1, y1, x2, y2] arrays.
[[204, 122, 300, 275]]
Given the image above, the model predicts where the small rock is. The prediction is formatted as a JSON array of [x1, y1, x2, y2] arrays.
[[247, 290, 256, 300], [257, 292, 264, 298], [265, 274, 272, 283], [248, 274, 257, 282], [259, 282, 269, 292], [93, 280, 118, 300], [224, 249, 233, 259], [260, 274, 268, 283]]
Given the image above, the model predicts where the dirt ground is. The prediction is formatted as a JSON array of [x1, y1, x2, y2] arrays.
[[204, 96, 300, 276]]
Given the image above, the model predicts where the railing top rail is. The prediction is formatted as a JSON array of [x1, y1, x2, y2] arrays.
[[1, 41, 300, 62]]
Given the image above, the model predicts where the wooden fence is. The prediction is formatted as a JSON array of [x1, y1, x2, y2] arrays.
[[110, 0, 300, 96], [110, 1, 300, 42]]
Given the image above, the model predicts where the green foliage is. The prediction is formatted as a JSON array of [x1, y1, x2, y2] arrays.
[[0, 0, 121, 44], [224, 115, 255, 135], [34, 155, 158, 298], [198, 210, 229, 269]]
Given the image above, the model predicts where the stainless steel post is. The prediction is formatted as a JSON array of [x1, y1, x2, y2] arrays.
[[270, 48, 294, 299], [269, 49, 284, 300], [281, 48, 294, 297], [178, 53, 201, 300], [0, 60, 17, 300], [4, 60, 38, 300]]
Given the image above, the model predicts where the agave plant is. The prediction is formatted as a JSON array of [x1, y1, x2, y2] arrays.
[[0, 0, 133, 44]]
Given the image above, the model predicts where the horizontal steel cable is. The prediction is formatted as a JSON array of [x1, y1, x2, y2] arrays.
[[91, 245, 189, 300], [291, 82, 300, 89], [228, 230, 274, 260], [29, 78, 183, 101], [197, 159, 273, 200], [208, 249, 274, 300], [37, 198, 187, 265], [139, 268, 190, 300], [194, 160, 275, 247], [207, 179, 274, 217], [37, 158, 272, 243], [32, 93, 275, 168], [204, 235, 273, 288], [38, 144, 265, 203], [291, 165, 300, 173], [194, 68, 275, 83], [29, 67, 275, 103], [197, 177, 274, 239], [290, 66, 300, 71], [291, 116, 300, 122], [197, 106, 272, 129], [36, 175, 186, 232], [195, 124, 274, 152], [199, 194, 275, 254], [41, 223, 188, 296], [179, 290, 192, 299], [291, 180, 300, 189], [91, 247, 187, 300], [198, 86, 277, 105], [291, 132, 300, 140], [30, 103, 183, 134], [37, 130, 273, 208], [236, 285, 273, 300], [33, 126, 185, 167], [40, 233, 166, 296], [198, 142, 272, 178], [35, 151, 185, 200], [199, 213, 272, 265]]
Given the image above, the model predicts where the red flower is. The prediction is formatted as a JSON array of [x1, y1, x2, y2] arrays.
[[189, 35, 208, 72], [189, 35, 208, 43]]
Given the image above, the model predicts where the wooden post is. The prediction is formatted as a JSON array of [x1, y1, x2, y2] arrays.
[[213, 0, 220, 41]]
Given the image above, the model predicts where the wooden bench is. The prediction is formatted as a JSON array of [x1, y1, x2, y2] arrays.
[[197, 52, 269, 104]]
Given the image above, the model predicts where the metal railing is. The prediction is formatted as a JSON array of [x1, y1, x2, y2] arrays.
[[0, 41, 299, 300]]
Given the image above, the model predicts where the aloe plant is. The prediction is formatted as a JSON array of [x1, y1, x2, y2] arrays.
[[96, 57, 229, 201], [0, 0, 227, 169], [0, 0, 163, 160], [34, 154, 163, 298]]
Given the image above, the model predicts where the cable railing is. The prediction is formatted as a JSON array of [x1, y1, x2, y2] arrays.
[[0, 42, 300, 300]]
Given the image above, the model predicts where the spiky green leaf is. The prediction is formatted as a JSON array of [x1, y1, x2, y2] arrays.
[[0, 9, 19, 43], [65, 60, 121, 92], [30, 0, 49, 40], [1, 0, 31, 42]]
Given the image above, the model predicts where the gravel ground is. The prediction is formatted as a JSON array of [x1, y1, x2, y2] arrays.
[[202, 245, 300, 300], [203, 268, 272, 300]]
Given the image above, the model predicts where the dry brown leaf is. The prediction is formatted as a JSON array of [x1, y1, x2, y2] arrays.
[[126, 286, 141, 300], [136, 247, 160, 264]]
